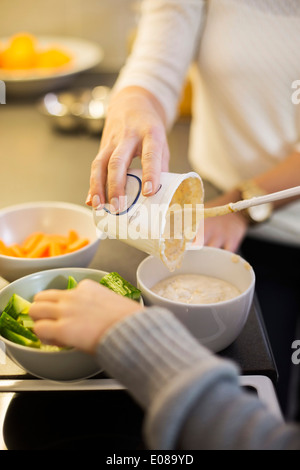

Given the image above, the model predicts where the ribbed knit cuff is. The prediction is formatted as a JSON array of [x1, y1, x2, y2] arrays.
[[97, 307, 237, 408]]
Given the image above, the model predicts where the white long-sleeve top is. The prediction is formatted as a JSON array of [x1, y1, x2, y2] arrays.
[[114, 0, 300, 245]]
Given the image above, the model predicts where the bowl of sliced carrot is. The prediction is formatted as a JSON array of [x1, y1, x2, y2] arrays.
[[0, 201, 101, 282]]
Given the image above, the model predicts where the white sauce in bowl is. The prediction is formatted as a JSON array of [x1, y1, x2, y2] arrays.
[[151, 274, 240, 304]]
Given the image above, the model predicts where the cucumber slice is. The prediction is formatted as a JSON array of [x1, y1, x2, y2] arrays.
[[0, 312, 39, 343], [3, 294, 32, 319], [67, 276, 78, 289], [100, 272, 141, 300], [1, 327, 41, 348], [17, 313, 35, 329]]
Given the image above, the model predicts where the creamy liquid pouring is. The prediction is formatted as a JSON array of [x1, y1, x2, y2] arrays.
[[152, 273, 240, 304], [159, 177, 203, 271]]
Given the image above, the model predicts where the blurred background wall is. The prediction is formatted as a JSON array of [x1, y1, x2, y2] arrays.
[[0, 0, 141, 71]]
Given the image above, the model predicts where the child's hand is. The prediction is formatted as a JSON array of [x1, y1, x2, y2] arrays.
[[29, 279, 143, 355]]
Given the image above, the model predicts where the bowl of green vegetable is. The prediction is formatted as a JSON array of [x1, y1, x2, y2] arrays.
[[0, 267, 142, 381]]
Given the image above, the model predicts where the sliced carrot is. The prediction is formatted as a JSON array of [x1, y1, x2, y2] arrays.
[[9, 244, 25, 258], [48, 234, 68, 249], [3, 246, 14, 257], [21, 232, 44, 253], [67, 229, 79, 245], [66, 238, 89, 253], [26, 237, 50, 258], [48, 240, 63, 257], [0, 240, 10, 256], [0, 230, 89, 258]]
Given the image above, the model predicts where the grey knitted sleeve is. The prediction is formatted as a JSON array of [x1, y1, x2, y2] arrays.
[[96, 307, 300, 450]]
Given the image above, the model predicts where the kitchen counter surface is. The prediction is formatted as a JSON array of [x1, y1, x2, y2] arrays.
[[0, 72, 278, 449]]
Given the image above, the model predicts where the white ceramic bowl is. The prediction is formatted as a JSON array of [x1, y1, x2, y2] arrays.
[[0, 267, 108, 381], [136, 247, 255, 352], [0, 201, 101, 282]]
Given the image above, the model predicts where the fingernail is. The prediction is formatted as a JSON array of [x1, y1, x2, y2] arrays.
[[143, 181, 153, 195], [110, 197, 120, 214], [92, 194, 103, 210]]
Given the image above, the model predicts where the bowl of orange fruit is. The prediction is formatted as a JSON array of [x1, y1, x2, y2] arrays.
[[0, 201, 101, 282], [0, 32, 103, 96]]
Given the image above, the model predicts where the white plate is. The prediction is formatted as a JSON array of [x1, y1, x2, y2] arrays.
[[0, 36, 104, 96]]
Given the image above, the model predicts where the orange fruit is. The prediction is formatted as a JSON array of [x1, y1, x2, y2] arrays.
[[0, 41, 4, 67], [9, 32, 37, 50], [1, 32, 38, 69], [36, 48, 71, 68]]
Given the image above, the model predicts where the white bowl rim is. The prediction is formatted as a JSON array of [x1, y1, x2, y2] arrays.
[[0, 200, 93, 216], [136, 247, 256, 308], [0, 200, 99, 261]]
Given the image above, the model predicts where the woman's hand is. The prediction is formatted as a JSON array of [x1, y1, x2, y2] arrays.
[[203, 189, 249, 252], [29, 280, 143, 355], [86, 86, 170, 213]]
